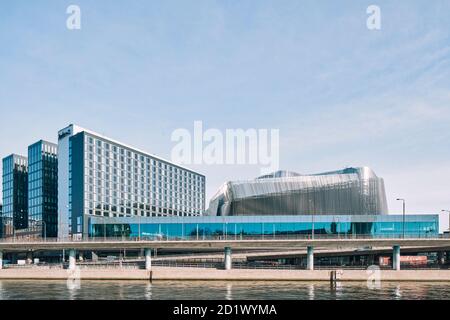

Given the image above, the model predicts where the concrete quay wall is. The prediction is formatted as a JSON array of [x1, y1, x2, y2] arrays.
[[1, 267, 450, 281]]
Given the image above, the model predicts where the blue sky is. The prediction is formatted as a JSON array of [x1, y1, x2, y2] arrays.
[[1, 1, 449, 230]]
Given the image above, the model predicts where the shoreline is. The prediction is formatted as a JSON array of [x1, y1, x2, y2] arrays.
[[1, 267, 450, 282]]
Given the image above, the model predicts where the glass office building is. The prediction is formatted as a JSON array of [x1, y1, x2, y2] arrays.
[[208, 168, 388, 216], [28, 140, 58, 238], [58, 125, 206, 239], [88, 214, 438, 239], [2, 154, 28, 235]]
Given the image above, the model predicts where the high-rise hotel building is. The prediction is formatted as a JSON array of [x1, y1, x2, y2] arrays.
[[58, 125, 206, 239], [2, 154, 28, 235], [28, 140, 58, 238]]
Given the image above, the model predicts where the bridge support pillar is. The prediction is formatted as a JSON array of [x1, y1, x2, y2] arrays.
[[145, 249, 152, 271], [91, 251, 98, 262], [0, 250, 3, 270], [307, 246, 314, 271], [26, 252, 33, 265], [224, 247, 232, 270], [69, 249, 77, 270], [393, 245, 400, 271]]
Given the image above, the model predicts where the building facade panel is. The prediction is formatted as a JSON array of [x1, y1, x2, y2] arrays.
[[88, 214, 439, 239]]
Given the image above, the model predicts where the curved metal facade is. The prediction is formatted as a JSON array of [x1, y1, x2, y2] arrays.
[[208, 167, 388, 216]]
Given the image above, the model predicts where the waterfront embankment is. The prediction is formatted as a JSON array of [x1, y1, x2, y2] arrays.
[[1, 267, 450, 281]]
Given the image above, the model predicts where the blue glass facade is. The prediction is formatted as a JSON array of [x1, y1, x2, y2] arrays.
[[28, 141, 58, 238], [88, 214, 439, 239]]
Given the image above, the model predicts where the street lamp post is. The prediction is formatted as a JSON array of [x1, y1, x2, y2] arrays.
[[441, 210, 450, 235], [396, 198, 406, 238]]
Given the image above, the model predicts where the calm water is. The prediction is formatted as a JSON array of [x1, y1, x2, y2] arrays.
[[1, 280, 450, 300]]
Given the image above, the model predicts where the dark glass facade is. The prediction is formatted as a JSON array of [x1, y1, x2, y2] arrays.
[[28, 141, 58, 238], [2, 154, 28, 235], [88, 214, 439, 239]]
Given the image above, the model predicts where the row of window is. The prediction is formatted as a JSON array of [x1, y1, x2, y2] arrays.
[[85, 135, 204, 182], [83, 171, 204, 195]]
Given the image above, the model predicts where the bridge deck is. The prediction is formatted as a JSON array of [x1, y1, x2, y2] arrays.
[[1, 238, 450, 252]]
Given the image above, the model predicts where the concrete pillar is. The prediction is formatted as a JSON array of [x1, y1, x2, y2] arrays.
[[91, 251, 98, 262], [224, 247, 232, 270], [393, 245, 400, 271], [145, 248, 152, 271], [26, 252, 33, 265], [69, 249, 76, 270], [307, 246, 314, 271], [0, 250, 3, 270], [78, 251, 84, 262]]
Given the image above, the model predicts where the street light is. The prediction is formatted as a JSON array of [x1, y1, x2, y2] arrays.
[[396, 198, 406, 238], [441, 210, 450, 234]]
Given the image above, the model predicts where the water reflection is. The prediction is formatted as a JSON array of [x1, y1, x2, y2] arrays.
[[225, 283, 232, 300], [0, 280, 448, 300], [307, 283, 314, 300], [145, 283, 152, 300]]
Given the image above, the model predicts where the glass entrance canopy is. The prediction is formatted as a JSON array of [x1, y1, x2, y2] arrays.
[[88, 214, 438, 239]]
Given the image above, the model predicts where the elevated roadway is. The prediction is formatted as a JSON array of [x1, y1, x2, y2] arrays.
[[0, 238, 449, 252], [1, 238, 449, 271]]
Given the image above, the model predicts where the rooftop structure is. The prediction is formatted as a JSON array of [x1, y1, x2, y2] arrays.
[[208, 167, 388, 216]]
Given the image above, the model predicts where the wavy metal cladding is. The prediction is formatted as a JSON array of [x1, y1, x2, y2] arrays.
[[208, 167, 388, 216]]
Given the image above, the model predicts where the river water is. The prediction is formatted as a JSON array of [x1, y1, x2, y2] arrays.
[[0, 280, 450, 300]]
